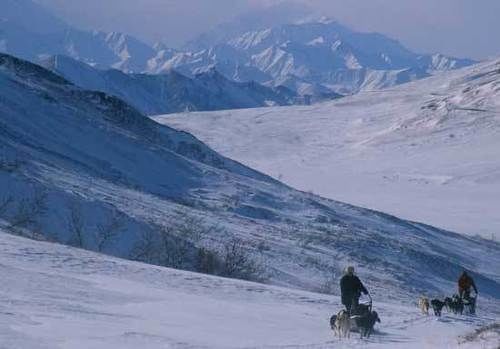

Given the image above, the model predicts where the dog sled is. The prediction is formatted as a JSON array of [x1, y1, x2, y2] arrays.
[[349, 294, 374, 332], [462, 294, 477, 315], [330, 294, 381, 338]]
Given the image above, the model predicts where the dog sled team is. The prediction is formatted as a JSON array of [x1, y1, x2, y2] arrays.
[[330, 267, 479, 340], [330, 266, 380, 339], [419, 270, 478, 317]]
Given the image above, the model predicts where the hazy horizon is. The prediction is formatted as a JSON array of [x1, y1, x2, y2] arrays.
[[34, 0, 500, 60]]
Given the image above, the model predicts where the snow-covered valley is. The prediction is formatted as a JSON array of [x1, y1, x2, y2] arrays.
[[1, 231, 499, 349], [155, 59, 500, 239]]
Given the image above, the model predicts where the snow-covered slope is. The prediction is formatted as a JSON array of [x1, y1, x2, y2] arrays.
[[1, 231, 499, 349], [155, 20, 475, 95], [2, 53, 500, 308], [156, 59, 500, 238], [39, 55, 296, 114]]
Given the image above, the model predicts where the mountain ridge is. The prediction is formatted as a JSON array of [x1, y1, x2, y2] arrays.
[[39, 54, 298, 114], [0, 0, 475, 97]]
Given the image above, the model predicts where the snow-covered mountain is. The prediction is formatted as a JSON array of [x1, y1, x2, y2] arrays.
[[183, 1, 314, 51], [0, 0, 156, 72], [155, 19, 475, 95], [39, 55, 296, 114], [0, 0, 474, 99], [157, 59, 500, 239], [1, 53, 500, 306], [2, 231, 499, 348]]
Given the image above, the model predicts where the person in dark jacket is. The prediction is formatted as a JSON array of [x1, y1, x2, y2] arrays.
[[458, 270, 478, 300], [340, 266, 369, 314]]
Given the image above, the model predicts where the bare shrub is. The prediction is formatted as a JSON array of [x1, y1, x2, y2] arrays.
[[174, 211, 217, 243], [131, 213, 266, 282], [157, 224, 191, 268], [131, 223, 197, 270], [131, 229, 159, 264], [195, 247, 220, 274], [220, 238, 266, 281], [8, 189, 48, 237], [95, 209, 125, 252], [67, 201, 86, 248]]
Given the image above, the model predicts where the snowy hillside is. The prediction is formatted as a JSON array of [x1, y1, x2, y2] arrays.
[[1, 231, 499, 349], [1, 53, 500, 310], [39, 55, 296, 114], [156, 59, 500, 238]]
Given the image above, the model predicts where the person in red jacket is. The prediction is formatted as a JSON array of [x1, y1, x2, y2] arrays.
[[458, 270, 478, 300]]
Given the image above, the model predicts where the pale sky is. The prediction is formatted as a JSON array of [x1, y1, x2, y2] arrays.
[[36, 0, 500, 60]]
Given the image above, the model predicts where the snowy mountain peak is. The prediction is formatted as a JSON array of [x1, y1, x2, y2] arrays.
[[315, 16, 337, 25], [151, 19, 475, 96], [0, 1, 476, 98]]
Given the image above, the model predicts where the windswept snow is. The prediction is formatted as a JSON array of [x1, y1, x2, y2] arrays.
[[155, 59, 500, 238], [0, 231, 498, 349]]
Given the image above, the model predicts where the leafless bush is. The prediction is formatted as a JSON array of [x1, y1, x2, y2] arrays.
[[67, 201, 86, 248], [174, 211, 218, 243], [8, 189, 48, 236], [196, 247, 220, 274], [131, 213, 266, 282], [220, 238, 266, 281], [157, 225, 191, 268], [130, 229, 158, 264], [95, 209, 125, 252], [131, 223, 197, 269]]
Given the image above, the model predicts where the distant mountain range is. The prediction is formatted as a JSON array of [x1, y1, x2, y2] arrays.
[[175, 18, 475, 95], [0, 0, 156, 72], [1, 0, 476, 100], [40, 55, 297, 114]]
